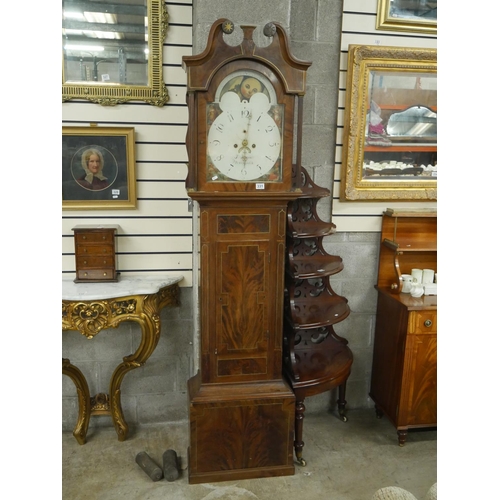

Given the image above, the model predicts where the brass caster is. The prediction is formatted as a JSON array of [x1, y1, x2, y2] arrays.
[[297, 457, 307, 467], [341, 415, 348, 423]]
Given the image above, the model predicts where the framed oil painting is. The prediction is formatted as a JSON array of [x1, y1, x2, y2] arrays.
[[62, 126, 137, 209], [340, 45, 437, 201], [376, 0, 437, 35]]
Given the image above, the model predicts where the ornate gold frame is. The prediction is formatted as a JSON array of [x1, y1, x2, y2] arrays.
[[376, 0, 437, 35], [62, 126, 137, 209], [340, 45, 437, 201], [62, 0, 169, 106]]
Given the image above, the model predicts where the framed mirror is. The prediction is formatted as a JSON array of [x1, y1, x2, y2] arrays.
[[340, 45, 437, 201], [62, 0, 169, 106], [376, 0, 437, 35]]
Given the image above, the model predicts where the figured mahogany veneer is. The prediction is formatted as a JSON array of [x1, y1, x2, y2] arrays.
[[283, 166, 353, 465], [370, 209, 437, 445], [182, 20, 312, 483]]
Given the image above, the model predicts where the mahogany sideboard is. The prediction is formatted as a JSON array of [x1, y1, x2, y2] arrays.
[[370, 209, 437, 445]]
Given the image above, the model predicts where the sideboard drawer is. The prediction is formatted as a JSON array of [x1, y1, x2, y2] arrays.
[[408, 310, 437, 334]]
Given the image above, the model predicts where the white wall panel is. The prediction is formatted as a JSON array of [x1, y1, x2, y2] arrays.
[[61, 101, 187, 123], [137, 163, 188, 180], [133, 124, 188, 144], [340, 32, 437, 51], [62, 235, 192, 254], [135, 143, 188, 162], [136, 181, 189, 199], [164, 45, 192, 65], [62, 1, 193, 284], [344, 0, 378, 14]]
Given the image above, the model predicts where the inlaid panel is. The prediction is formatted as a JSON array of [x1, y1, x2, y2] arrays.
[[218, 243, 268, 352], [217, 214, 270, 234]]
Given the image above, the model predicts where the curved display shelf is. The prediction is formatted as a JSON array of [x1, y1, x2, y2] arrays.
[[282, 165, 353, 466]]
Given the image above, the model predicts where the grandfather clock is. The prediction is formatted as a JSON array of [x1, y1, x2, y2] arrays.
[[183, 19, 311, 483]]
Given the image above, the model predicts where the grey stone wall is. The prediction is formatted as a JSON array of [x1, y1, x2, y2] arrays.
[[63, 0, 381, 431]]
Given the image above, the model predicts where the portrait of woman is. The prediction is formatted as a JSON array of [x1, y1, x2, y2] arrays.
[[77, 148, 110, 191], [62, 127, 135, 209]]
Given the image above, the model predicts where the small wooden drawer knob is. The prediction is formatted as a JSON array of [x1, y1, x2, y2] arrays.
[[424, 319, 432, 328]]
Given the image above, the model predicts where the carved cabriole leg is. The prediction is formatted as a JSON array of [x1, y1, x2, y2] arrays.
[[62, 358, 91, 445], [337, 381, 348, 422], [294, 399, 306, 466], [109, 293, 161, 441]]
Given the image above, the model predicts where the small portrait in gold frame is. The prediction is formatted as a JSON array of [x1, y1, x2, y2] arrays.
[[62, 126, 137, 210]]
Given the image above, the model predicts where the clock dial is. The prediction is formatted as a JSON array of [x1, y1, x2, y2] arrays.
[[206, 72, 283, 182]]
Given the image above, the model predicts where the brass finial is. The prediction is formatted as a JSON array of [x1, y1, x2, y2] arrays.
[[222, 20, 235, 34]]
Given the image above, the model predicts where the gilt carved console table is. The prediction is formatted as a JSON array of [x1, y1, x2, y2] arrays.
[[62, 275, 182, 444]]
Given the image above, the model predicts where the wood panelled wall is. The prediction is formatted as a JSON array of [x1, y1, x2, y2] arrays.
[[62, 1, 193, 286], [332, 0, 437, 232]]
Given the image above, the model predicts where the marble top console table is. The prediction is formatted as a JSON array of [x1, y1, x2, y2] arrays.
[[62, 275, 183, 444]]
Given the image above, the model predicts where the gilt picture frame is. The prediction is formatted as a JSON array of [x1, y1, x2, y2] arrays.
[[340, 45, 437, 201], [62, 126, 137, 210], [376, 0, 437, 35], [62, 0, 169, 106]]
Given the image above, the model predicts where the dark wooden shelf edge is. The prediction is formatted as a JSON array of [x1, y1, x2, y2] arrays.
[[383, 238, 436, 252], [286, 257, 344, 279]]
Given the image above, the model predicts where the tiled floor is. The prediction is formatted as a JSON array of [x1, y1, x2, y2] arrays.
[[62, 408, 436, 499]]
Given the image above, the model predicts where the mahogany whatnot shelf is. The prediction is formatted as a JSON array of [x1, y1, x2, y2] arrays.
[[283, 166, 353, 466]]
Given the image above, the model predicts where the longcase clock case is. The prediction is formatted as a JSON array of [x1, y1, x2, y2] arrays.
[[183, 19, 311, 483]]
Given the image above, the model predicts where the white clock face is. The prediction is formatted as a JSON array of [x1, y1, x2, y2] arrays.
[[206, 72, 283, 182]]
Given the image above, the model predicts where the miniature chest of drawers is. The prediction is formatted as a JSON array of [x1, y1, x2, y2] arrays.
[[72, 225, 119, 283]]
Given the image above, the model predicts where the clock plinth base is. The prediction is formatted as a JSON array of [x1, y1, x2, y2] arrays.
[[187, 373, 296, 484]]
